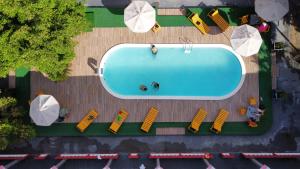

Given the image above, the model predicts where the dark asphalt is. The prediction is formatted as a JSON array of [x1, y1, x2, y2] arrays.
[[2, 1, 300, 168]]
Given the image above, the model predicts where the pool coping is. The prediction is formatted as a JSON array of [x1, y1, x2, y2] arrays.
[[99, 43, 246, 100]]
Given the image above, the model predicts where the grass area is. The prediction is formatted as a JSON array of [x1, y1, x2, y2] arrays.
[[85, 7, 254, 28], [85, 12, 95, 32], [15, 67, 30, 108], [27, 7, 272, 136]]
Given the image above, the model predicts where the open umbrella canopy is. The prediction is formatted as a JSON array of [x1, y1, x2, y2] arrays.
[[230, 25, 263, 57], [124, 1, 156, 33], [30, 95, 60, 126], [255, 0, 289, 21]]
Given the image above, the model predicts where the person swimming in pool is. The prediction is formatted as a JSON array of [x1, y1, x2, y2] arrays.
[[151, 44, 158, 55], [151, 81, 159, 89], [140, 85, 148, 91]]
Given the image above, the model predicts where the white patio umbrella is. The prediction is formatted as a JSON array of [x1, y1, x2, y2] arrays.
[[30, 95, 60, 126], [124, 1, 156, 33], [230, 25, 263, 57], [255, 0, 289, 21]]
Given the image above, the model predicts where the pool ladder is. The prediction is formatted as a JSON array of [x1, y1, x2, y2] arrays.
[[180, 37, 193, 54]]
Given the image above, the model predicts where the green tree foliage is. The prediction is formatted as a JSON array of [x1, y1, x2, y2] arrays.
[[0, 122, 14, 136], [0, 122, 14, 150], [0, 121, 36, 150], [0, 97, 17, 111], [13, 124, 36, 140], [0, 95, 36, 150], [0, 0, 88, 81], [0, 137, 9, 150]]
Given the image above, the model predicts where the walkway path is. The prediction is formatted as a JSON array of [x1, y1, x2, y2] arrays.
[[85, 0, 254, 8]]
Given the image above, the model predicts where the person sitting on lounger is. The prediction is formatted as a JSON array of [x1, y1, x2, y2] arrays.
[[151, 81, 159, 89], [140, 85, 148, 91], [151, 44, 158, 55]]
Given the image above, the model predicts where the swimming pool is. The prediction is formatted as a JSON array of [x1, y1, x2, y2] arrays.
[[99, 44, 246, 100]]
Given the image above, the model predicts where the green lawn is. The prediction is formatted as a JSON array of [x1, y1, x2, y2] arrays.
[[15, 67, 30, 108], [85, 7, 254, 28], [16, 7, 272, 136]]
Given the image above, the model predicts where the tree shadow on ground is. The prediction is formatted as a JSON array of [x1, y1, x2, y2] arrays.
[[88, 57, 98, 74]]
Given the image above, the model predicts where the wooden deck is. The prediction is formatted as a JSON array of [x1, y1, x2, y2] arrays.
[[157, 8, 183, 15], [271, 52, 278, 90], [31, 26, 259, 123], [156, 128, 186, 135]]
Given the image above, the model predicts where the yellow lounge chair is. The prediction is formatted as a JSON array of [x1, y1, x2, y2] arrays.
[[210, 109, 229, 134], [208, 9, 229, 32], [188, 108, 208, 133], [141, 107, 159, 133], [76, 109, 99, 132], [152, 22, 161, 33], [109, 109, 129, 134], [188, 13, 210, 34]]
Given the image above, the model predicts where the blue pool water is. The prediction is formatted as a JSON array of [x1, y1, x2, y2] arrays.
[[99, 44, 245, 100]]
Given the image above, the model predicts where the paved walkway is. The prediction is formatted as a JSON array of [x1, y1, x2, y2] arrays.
[[86, 0, 254, 8]]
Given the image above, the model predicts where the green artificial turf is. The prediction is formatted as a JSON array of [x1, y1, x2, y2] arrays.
[[30, 7, 272, 136], [85, 7, 254, 27], [85, 11, 95, 32], [85, 8, 125, 28], [15, 67, 31, 108]]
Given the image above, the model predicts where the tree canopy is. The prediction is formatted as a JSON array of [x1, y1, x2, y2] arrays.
[[0, 90, 36, 150], [0, 0, 88, 81]]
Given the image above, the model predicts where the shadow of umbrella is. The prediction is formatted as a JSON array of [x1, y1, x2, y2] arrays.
[[102, 0, 130, 14]]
